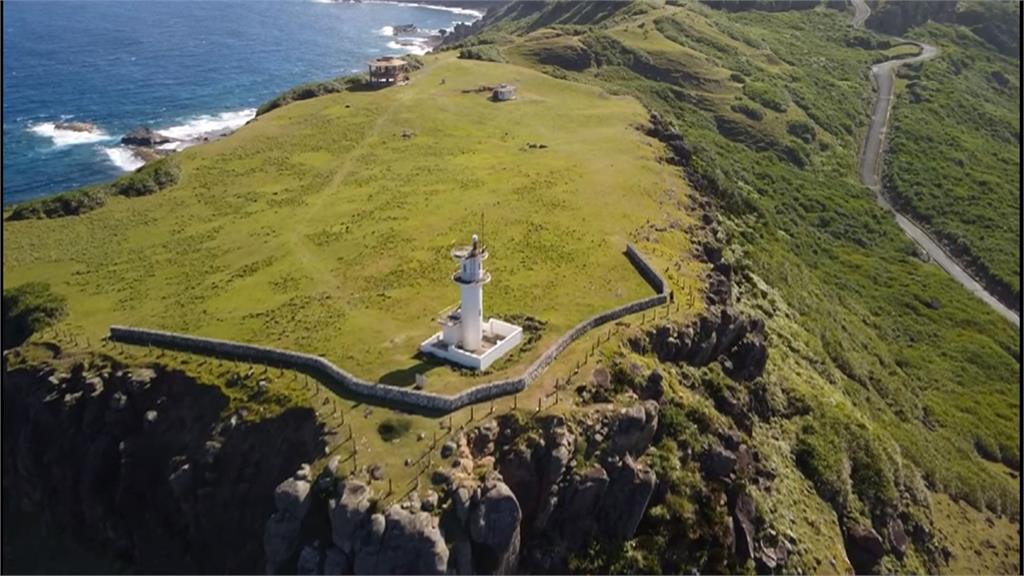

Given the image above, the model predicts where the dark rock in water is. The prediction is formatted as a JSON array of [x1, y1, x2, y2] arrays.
[[845, 524, 885, 574], [122, 126, 175, 147], [55, 121, 99, 133]]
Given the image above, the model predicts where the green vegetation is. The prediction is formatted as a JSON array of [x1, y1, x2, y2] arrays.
[[884, 23, 1021, 303], [2, 53, 697, 397], [2, 282, 67, 350], [458, 44, 506, 63], [256, 74, 367, 116], [6, 158, 180, 221], [377, 416, 413, 441], [451, 0, 1019, 570]]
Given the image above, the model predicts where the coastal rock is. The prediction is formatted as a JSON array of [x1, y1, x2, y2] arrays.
[[297, 544, 323, 575], [55, 121, 99, 133], [731, 489, 757, 562], [121, 126, 175, 147], [610, 400, 658, 457]]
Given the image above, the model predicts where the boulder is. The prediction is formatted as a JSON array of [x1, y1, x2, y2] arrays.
[[469, 480, 522, 574], [353, 506, 448, 574], [888, 517, 909, 558], [554, 465, 608, 549], [845, 524, 885, 574], [440, 441, 457, 458], [610, 401, 659, 457], [702, 446, 738, 479], [328, 480, 371, 554]]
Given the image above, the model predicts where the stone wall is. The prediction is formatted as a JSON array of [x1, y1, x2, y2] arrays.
[[109, 246, 670, 414]]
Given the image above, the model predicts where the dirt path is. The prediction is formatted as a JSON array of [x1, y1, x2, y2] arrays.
[[850, 0, 1019, 327]]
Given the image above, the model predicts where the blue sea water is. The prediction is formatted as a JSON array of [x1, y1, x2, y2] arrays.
[[2, 0, 480, 205]]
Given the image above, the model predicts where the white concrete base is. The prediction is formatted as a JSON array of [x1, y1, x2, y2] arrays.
[[420, 318, 523, 371]]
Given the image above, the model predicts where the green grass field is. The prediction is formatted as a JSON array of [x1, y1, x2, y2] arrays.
[[3, 53, 700, 394]]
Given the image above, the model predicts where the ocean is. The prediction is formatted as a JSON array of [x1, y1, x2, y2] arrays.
[[1, 0, 481, 205]]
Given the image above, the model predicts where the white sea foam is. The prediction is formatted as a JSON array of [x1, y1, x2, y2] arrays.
[[103, 146, 146, 172], [387, 38, 430, 55], [368, 1, 484, 18], [29, 122, 111, 147], [158, 108, 256, 144], [377, 25, 395, 36]]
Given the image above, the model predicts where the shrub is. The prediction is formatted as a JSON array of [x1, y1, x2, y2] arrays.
[[6, 186, 108, 221], [377, 417, 413, 441], [459, 44, 506, 63], [743, 80, 790, 112], [257, 74, 366, 116], [2, 282, 67, 349], [730, 100, 765, 121], [787, 119, 817, 143], [110, 157, 181, 198]]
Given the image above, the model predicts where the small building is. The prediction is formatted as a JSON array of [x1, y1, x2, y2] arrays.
[[492, 84, 517, 102], [419, 234, 523, 371], [368, 57, 409, 86]]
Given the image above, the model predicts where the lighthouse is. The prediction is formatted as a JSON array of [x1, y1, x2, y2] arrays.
[[420, 234, 523, 370], [453, 234, 490, 351]]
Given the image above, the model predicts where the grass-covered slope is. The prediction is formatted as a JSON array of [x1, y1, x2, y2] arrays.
[[2, 54, 699, 394], [884, 22, 1020, 305], [446, 0, 1019, 571]]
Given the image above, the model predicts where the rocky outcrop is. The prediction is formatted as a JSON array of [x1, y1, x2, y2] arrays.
[[329, 479, 372, 556], [1, 361, 325, 573], [121, 126, 176, 148], [597, 454, 657, 543], [353, 506, 448, 574], [468, 479, 522, 574], [845, 524, 885, 574], [264, 467, 314, 573], [637, 308, 767, 381], [55, 121, 100, 133]]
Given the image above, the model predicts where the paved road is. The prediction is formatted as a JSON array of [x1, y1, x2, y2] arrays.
[[850, 0, 1020, 327]]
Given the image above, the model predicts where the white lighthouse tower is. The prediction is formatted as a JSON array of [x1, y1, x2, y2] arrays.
[[453, 234, 490, 351], [420, 234, 523, 370]]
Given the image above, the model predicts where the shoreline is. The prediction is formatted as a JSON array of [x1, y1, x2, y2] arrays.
[[6, 1, 484, 206]]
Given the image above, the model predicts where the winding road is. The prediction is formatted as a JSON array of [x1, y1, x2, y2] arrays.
[[850, 0, 1020, 327]]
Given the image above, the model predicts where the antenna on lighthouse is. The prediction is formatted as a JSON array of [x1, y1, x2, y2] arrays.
[[480, 211, 485, 246]]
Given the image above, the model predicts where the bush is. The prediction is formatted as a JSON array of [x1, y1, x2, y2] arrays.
[[6, 186, 108, 221], [110, 157, 181, 198], [2, 282, 67, 350], [730, 100, 765, 121], [743, 80, 790, 112], [786, 119, 817, 143], [377, 417, 413, 441], [257, 74, 366, 116], [459, 44, 507, 63]]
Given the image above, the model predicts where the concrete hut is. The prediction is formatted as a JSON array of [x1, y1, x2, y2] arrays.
[[420, 234, 523, 370], [491, 83, 517, 102], [368, 57, 409, 86]]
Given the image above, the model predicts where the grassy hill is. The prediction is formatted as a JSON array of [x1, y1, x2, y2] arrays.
[[3, 0, 1019, 573], [444, 0, 1019, 571], [3, 54, 700, 394], [884, 22, 1021, 305]]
